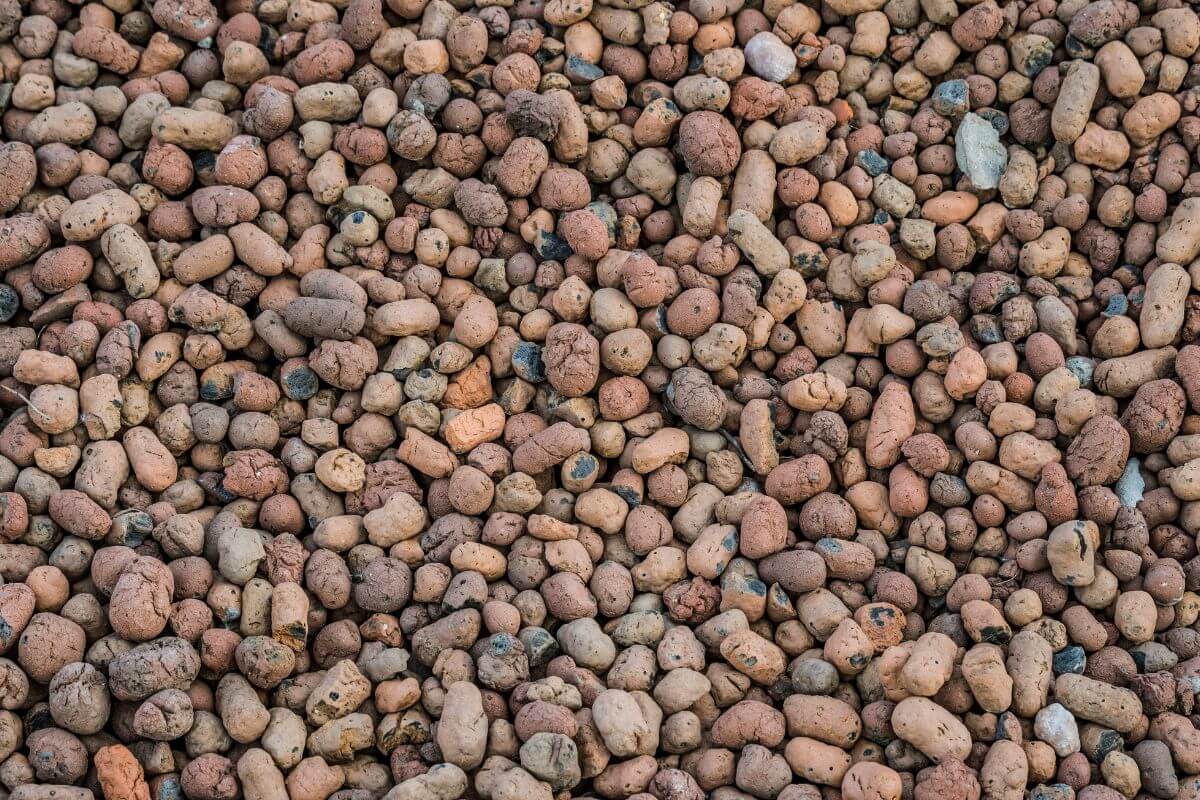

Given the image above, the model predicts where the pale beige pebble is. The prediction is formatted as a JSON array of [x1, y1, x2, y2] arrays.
[[1168, 458, 1200, 500], [1152, 7, 1200, 56], [630, 427, 689, 474], [739, 399, 779, 477], [1073, 123, 1130, 170], [152, 107, 238, 151], [25, 102, 96, 146], [436, 681, 487, 770], [769, 119, 830, 166], [782, 372, 847, 412], [123, 427, 178, 492], [719, 628, 786, 684], [1051, 61, 1100, 144], [374, 299, 440, 336], [960, 643, 1012, 713], [864, 305, 916, 345], [1007, 630, 1053, 718], [305, 660, 371, 726], [452, 295, 499, 350], [899, 632, 957, 696], [1054, 673, 1141, 733], [1019, 227, 1070, 278], [294, 83, 362, 122], [727, 209, 790, 276], [944, 347, 987, 399], [1101, 751, 1141, 797], [1122, 92, 1181, 147], [60, 190, 141, 242], [229, 223, 292, 276], [1095, 40, 1144, 98], [825, 0, 885, 12], [592, 689, 657, 757], [237, 748, 287, 800], [363, 491, 427, 546], [891, 697, 972, 762], [101, 224, 159, 299], [1094, 347, 1177, 398], [1158, 197, 1200, 264], [762, 268, 808, 321], [980, 740, 1028, 800], [80, 374, 123, 439], [784, 737, 852, 786], [1113, 590, 1156, 644], [682, 176, 722, 237], [314, 448, 366, 492], [865, 381, 915, 468], [1140, 262, 1189, 348]]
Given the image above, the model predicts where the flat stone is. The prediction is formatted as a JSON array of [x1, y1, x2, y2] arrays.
[[855, 149, 889, 176], [1052, 645, 1086, 675], [1114, 457, 1144, 508], [1104, 294, 1129, 316], [956, 112, 1008, 189]]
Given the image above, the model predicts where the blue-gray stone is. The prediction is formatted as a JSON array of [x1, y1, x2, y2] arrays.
[[112, 510, 154, 547], [1064, 34, 1093, 59], [486, 632, 518, 656], [1016, 36, 1054, 76], [282, 365, 319, 400], [932, 79, 969, 116], [930, 472, 970, 506], [1104, 294, 1129, 317], [155, 776, 183, 800], [519, 627, 558, 666], [977, 108, 1010, 136], [970, 314, 1004, 344], [1130, 642, 1177, 673], [534, 230, 572, 261], [1115, 457, 1145, 509], [791, 247, 828, 277], [1030, 785, 1075, 800], [0, 285, 17, 322], [568, 453, 599, 481], [1065, 356, 1094, 388], [511, 341, 546, 382], [566, 55, 604, 83], [201, 377, 233, 401], [587, 201, 618, 241], [721, 568, 766, 598], [855, 149, 890, 177], [956, 113, 1008, 190], [613, 484, 641, 507], [1053, 645, 1086, 675], [791, 657, 839, 695]]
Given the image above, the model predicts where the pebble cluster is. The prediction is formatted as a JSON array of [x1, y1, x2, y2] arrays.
[[0, 0, 1199, 799]]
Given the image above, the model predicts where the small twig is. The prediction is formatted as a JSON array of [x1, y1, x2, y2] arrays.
[[0, 384, 50, 422]]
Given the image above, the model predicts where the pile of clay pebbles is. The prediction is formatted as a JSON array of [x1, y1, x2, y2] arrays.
[[0, 0, 1199, 798]]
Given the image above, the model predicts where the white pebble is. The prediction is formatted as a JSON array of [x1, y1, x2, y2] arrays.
[[744, 32, 797, 83], [1034, 702, 1080, 757]]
